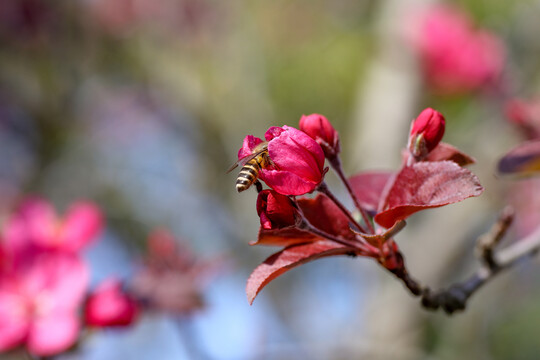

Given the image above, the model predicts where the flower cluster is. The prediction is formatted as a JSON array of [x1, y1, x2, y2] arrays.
[[407, 5, 505, 95], [0, 198, 214, 357], [0, 198, 103, 356], [232, 111, 483, 304]]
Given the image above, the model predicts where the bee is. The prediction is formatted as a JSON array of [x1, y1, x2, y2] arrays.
[[227, 142, 271, 192]]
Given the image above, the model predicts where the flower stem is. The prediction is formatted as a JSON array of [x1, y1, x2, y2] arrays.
[[328, 157, 375, 234], [316, 181, 368, 235], [292, 198, 378, 256], [298, 219, 378, 256]]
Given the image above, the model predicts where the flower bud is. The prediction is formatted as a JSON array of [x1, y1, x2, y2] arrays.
[[256, 190, 298, 230], [261, 125, 326, 196], [85, 279, 139, 328], [299, 114, 340, 158], [408, 108, 445, 159]]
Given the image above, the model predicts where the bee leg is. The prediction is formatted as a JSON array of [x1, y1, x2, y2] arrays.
[[255, 180, 263, 193]]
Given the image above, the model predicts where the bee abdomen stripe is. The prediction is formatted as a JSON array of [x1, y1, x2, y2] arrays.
[[242, 163, 259, 171], [236, 177, 250, 185], [239, 167, 258, 177]]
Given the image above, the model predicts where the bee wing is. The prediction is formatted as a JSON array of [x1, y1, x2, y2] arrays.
[[226, 151, 260, 174], [226, 148, 270, 174], [226, 162, 240, 174]]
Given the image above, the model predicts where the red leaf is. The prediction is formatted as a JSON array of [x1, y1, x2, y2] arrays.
[[375, 161, 483, 228], [348, 171, 393, 213], [498, 140, 540, 176], [251, 227, 319, 247], [246, 240, 353, 304], [426, 142, 476, 166], [298, 194, 356, 240]]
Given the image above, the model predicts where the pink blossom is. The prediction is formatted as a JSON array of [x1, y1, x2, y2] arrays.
[[407, 5, 505, 94], [0, 253, 88, 356], [299, 114, 340, 158], [261, 126, 325, 195], [85, 279, 139, 328], [237, 135, 265, 160], [236, 126, 326, 195], [2, 198, 103, 256]]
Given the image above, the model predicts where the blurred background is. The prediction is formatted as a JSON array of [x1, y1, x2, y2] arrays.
[[1, 0, 540, 359]]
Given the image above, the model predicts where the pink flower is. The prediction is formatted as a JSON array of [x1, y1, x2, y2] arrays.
[[85, 279, 139, 328], [299, 114, 340, 158], [0, 253, 88, 356], [3, 198, 103, 255], [407, 5, 505, 94], [408, 108, 445, 159], [238, 126, 325, 196], [237, 135, 265, 159], [256, 190, 298, 230]]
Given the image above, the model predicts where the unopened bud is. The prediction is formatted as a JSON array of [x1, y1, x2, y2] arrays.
[[408, 108, 445, 159], [256, 190, 298, 230], [299, 113, 340, 158]]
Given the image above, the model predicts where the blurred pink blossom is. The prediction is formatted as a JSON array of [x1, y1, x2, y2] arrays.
[[505, 97, 540, 140], [0, 253, 88, 356], [86, 0, 216, 36], [0, 198, 103, 355], [85, 278, 139, 328], [2, 197, 102, 259], [130, 229, 218, 314], [407, 5, 505, 95]]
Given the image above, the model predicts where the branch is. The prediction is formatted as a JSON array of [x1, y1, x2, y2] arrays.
[[327, 156, 375, 234], [394, 208, 540, 314]]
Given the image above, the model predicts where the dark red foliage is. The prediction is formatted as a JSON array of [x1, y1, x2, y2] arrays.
[[239, 109, 484, 306], [375, 161, 484, 228], [297, 194, 356, 240], [348, 171, 393, 213], [426, 142, 476, 166], [246, 240, 354, 304], [252, 227, 319, 247], [498, 140, 540, 176]]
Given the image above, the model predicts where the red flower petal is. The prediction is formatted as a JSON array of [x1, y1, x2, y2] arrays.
[[237, 135, 264, 159], [0, 292, 29, 352], [58, 201, 103, 252], [256, 190, 297, 230], [85, 279, 139, 327], [261, 126, 325, 195], [27, 311, 79, 356]]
